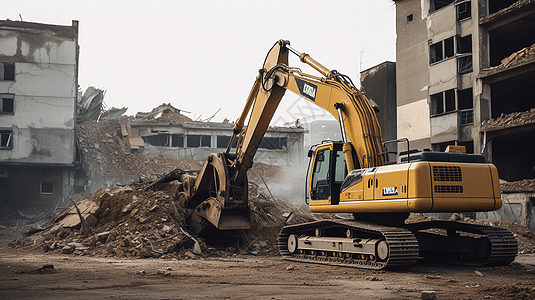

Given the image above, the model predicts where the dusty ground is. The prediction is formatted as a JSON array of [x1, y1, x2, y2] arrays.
[[1, 242, 534, 300]]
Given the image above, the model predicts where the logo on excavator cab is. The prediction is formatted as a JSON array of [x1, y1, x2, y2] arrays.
[[295, 78, 317, 101], [382, 186, 398, 196]]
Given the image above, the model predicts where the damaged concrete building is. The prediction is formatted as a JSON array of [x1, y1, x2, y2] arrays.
[[0, 20, 79, 213], [131, 104, 306, 167], [393, 0, 535, 228], [75, 103, 306, 194]]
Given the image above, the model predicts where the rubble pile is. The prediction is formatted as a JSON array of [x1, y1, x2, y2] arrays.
[[77, 86, 105, 123], [481, 108, 535, 132], [132, 103, 192, 124], [77, 119, 203, 181], [480, 0, 535, 24], [8, 171, 322, 259], [407, 213, 535, 254], [501, 179, 535, 193], [481, 42, 535, 77]]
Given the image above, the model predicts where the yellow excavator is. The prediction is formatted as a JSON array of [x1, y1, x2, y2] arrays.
[[177, 40, 517, 269]]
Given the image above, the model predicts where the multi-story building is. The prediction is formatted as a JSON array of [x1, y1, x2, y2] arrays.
[[0, 20, 79, 213], [360, 61, 398, 153], [394, 0, 535, 182]]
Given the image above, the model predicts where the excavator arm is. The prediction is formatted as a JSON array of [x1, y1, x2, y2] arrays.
[[231, 40, 386, 183], [180, 40, 388, 235]]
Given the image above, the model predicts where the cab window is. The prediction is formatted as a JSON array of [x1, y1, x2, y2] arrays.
[[311, 149, 331, 199]]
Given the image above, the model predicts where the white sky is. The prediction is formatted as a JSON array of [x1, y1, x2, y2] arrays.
[[2, 1, 397, 125]]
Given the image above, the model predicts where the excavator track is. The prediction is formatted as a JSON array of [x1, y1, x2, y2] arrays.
[[278, 220, 419, 270], [406, 221, 518, 267]]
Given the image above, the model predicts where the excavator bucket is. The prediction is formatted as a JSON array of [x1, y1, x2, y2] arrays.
[[186, 196, 251, 236]]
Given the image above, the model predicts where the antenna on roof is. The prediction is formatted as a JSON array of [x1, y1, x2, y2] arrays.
[[18, 14, 23, 21]]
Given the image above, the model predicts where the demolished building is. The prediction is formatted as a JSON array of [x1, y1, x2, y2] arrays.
[[76, 103, 306, 194], [393, 0, 535, 228], [135, 105, 305, 166], [0, 20, 79, 213]]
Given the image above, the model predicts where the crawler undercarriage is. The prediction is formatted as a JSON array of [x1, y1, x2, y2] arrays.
[[278, 219, 517, 270]]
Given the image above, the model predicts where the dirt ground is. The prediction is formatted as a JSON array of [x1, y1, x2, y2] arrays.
[[1, 242, 534, 300]]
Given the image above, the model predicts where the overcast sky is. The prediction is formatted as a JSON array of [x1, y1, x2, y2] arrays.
[[2, 1, 396, 125]]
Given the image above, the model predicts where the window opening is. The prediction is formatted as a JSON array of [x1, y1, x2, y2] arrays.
[[430, 37, 454, 64], [431, 93, 444, 115], [430, 89, 456, 116], [457, 35, 473, 73], [456, 0, 471, 21], [187, 135, 211, 148], [0, 94, 14, 114], [171, 134, 183, 147], [217, 135, 238, 148], [430, 0, 455, 13], [259, 137, 288, 150], [407, 14, 413, 22], [445, 89, 456, 112], [458, 88, 474, 126], [458, 88, 473, 110], [41, 182, 54, 194], [0, 130, 12, 148], [444, 37, 454, 59], [1, 63, 15, 81], [143, 133, 183, 147], [430, 41, 443, 64]]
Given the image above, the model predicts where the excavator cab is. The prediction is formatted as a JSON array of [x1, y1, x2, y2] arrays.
[[306, 142, 348, 206]]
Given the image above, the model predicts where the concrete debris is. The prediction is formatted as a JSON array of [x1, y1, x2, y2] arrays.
[[62, 245, 74, 254], [480, 42, 535, 78], [119, 124, 144, 152], [156, 269, 171, 276], [76, 118, 199, 194], [134, 103, 192, 124], [421, 290, 437, 300], [480, 0, 535, 25], [365, 276, 379, 281], [475, 270, 485, 277], [481, 108, 535, 132], [77, 86, 105, 123], [101, 107, 128, 120], [286, 264, 296, 271], [501, 178, 535, 193], [8, 165, 323, 261], [25, 264, 57, 274]]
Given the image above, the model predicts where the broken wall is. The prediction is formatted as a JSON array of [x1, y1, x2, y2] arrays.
[[137, 123, 305, 166], [0, 20, 78, 165], [2, 166, 72, 212], [478, 192, 535, 231], [0, 20, 78, 213]]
